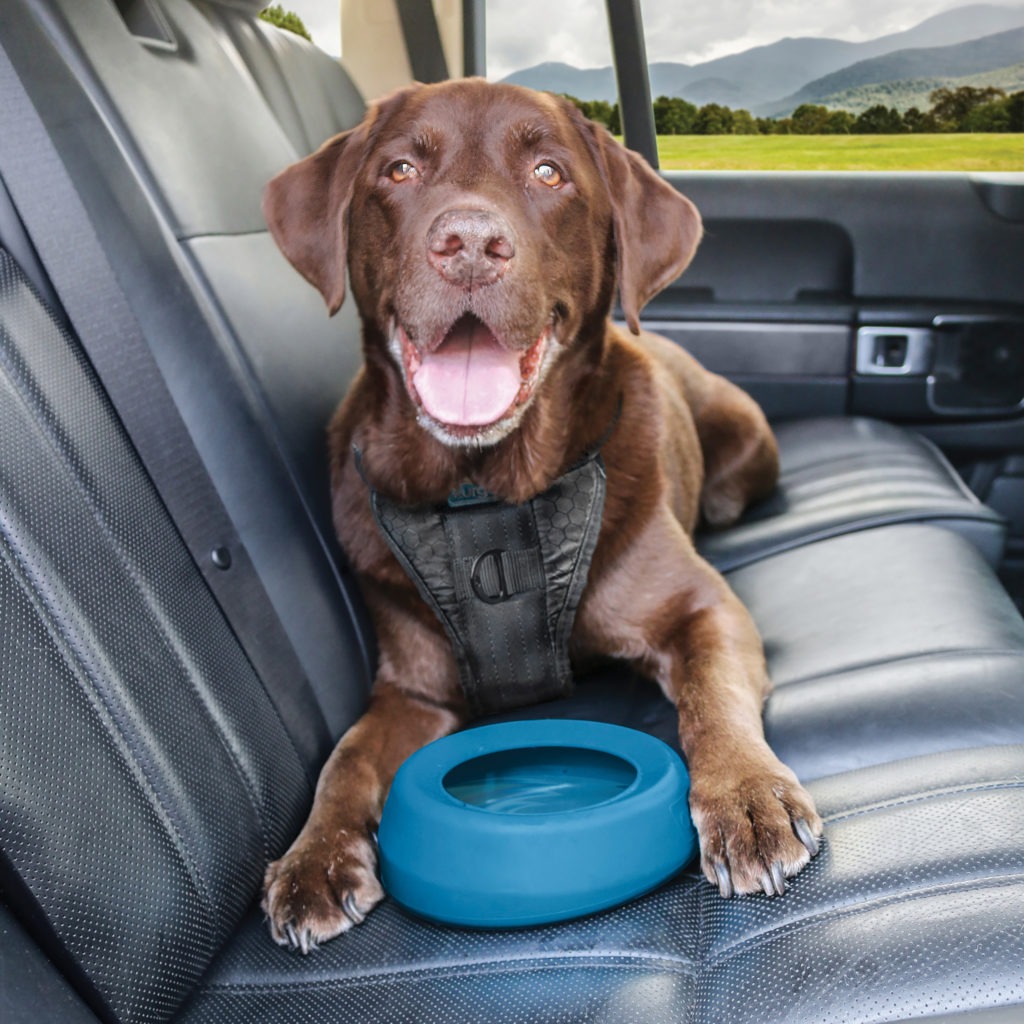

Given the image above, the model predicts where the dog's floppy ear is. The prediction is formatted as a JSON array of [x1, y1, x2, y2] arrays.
[[262, 123, 371, 316], [574, 113, 703, 335]]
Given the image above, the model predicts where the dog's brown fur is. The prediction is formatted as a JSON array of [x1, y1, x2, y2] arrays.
[[261, 79, 821, 951]]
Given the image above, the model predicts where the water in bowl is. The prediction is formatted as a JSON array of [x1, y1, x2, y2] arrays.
[[443, 746, 637, 814]]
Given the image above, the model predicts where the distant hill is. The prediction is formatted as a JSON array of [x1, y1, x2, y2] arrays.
[[678, 76, 749, 107], [501, 61, 618, 100], [671, 37, 862, 109], [498, 3, 1024, 114], [765, 26, 1024, 115], [815, 61, 1024, 114]]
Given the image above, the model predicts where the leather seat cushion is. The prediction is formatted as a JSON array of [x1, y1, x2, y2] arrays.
[[484, 523, 1024, 782], [699, 417, 1005, 570], [177, 745, 1024, 1024]]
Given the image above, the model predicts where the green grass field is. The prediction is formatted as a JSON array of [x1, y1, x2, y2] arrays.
[[656, 133, 1024, 171]]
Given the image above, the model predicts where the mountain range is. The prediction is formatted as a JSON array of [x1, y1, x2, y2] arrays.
[[813, 60, 1024, 114], [498, 3, 1024, 116]]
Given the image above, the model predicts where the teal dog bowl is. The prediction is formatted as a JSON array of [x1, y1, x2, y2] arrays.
[[378, 720, 696, 927]]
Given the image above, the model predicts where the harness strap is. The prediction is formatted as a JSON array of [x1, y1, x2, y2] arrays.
[[366, 450, 608, 716]]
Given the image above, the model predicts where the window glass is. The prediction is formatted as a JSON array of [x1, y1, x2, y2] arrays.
[[486, 0, 615, 102], [485, 0, 1024, 171]]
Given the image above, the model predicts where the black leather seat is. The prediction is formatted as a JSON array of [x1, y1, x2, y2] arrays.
[[491, 523, 1024, 781], [1, 2, 1023, 1023], [193, 0, 366, 155], [700, 416, 1006, 570]]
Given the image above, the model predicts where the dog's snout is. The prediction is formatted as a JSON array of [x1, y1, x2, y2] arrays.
[[426, 208, 516, 287]]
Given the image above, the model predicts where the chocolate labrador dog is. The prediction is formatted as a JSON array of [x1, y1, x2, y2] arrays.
[[261, 79, 821, 951]]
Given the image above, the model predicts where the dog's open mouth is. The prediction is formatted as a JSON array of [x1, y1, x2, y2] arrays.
[[398, 314, 549, 429]]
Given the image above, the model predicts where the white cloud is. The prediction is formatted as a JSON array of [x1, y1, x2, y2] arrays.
[[265, 1, 1018, 74], [485, 0, 987, 76], [486, 1, 614, 77]]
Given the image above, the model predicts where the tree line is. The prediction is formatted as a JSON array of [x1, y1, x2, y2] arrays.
[[259, 4, 313, 41], [568, 86, 1024, 135]]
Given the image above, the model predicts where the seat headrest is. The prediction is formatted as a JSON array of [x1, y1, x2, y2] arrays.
[[197, 0, 269, 15]]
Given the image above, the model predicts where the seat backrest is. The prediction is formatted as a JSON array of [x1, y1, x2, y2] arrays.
[[194, 0, 365, 156], [5, 0, 375, 737], [0, 5, 382, 1018], [0, 245, 311, 1023]]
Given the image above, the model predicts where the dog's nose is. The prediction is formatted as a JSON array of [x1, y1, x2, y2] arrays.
[[426, 209, 516, 288]]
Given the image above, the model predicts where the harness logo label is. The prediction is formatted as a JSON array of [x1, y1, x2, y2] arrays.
[[448, 482, 500, 508]]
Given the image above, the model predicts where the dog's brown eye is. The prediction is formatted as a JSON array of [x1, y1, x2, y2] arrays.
[[388, 161, 419, 183], [533, 162, 563, 188]]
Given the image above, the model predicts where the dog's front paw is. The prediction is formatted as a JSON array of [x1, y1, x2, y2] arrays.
[[690, 755, 822, 899], [261, 828, 384, 953]]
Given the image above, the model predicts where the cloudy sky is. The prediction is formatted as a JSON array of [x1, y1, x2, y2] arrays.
[[283, 0, 989, 74]]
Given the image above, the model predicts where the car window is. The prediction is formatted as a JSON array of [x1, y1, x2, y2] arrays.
[[484, 0, 1024, 171]]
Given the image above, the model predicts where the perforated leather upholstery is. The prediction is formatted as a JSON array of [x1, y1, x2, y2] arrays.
[[0, 250, 310, 1023], [177, 746, 1024, 1024]]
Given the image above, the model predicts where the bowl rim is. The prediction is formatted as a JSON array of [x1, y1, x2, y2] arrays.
[[378, 720, 696, 926]]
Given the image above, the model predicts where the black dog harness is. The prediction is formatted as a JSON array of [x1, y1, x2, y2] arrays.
[[362, 449, 608, 716]]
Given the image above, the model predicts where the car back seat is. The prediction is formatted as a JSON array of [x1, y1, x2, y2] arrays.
[[1, 2, 1023, 1022]]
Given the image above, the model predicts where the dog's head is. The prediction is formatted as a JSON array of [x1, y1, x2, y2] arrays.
[[264, 79, 701, 448]]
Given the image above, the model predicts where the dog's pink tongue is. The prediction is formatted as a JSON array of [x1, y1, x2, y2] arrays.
[[413, 319, 520, 426]]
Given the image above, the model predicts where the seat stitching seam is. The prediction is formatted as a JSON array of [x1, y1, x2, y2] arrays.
[[200, 954, 698, 994], [822, 779, 1024, 824], [711, 515, 1002, 572], [777, 448, 939, 482], [772, 647, 1024, 691], [707, 872, 1024, 966]]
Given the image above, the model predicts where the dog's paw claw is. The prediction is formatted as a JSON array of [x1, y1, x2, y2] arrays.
[[692, 759, 823, 899], [282, 924, 316, 956], [342, 892, 366, 925], [713, 860, 734, 899], [262, 832, 384, 951], [794, 817, 820, 857], [766, 860, 787, 896]]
